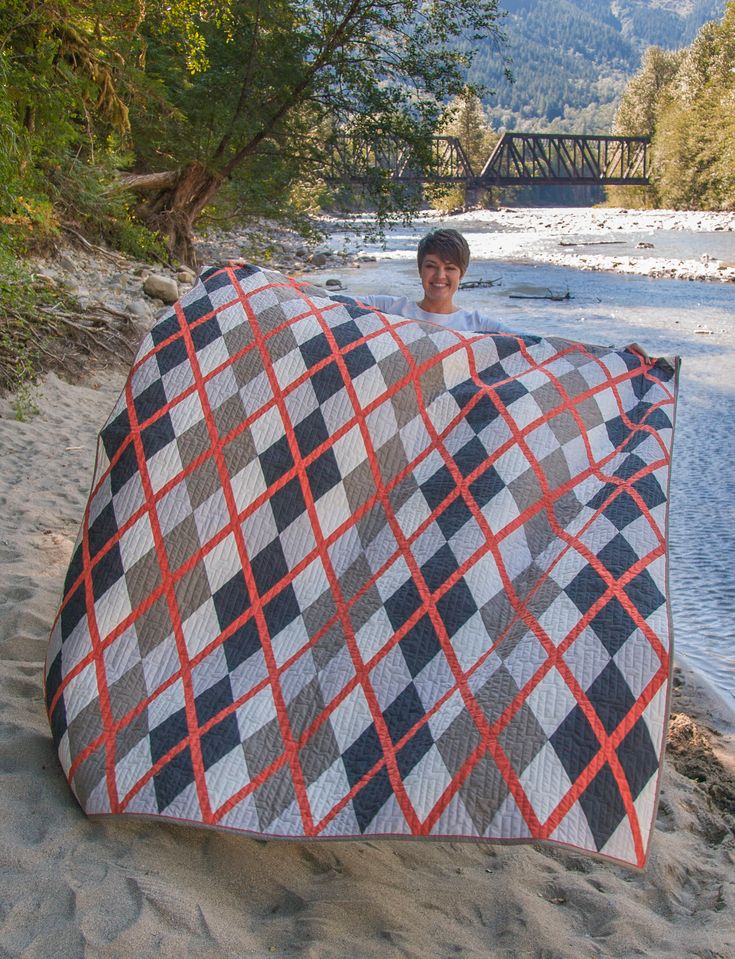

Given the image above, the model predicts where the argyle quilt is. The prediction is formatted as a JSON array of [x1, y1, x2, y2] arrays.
[[45, 263, 679, 868]]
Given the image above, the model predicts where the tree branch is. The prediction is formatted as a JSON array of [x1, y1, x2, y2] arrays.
[[212, 0, 263, 162], [220, 0, 374, 178], [118, 170, 179, 192]]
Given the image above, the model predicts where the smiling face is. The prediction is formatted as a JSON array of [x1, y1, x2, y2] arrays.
[[418, 254, 464, 314]]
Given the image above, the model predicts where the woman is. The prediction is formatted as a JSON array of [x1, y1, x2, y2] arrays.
[[358, 228, 514, 334]]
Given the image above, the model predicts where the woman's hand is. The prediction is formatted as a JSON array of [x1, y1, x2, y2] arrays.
[[624, 342, 651, 363]]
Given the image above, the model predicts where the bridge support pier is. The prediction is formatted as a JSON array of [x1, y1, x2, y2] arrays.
[[463, 182, 487, 209]]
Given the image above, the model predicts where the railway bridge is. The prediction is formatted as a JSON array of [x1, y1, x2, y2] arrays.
[[328, 132, 651, 187]]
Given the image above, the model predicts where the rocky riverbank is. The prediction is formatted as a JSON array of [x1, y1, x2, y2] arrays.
[[29, 208, 735, 343], [20, 206, 734, 390], [28, 225, 315, 339], [450, 207, 735, 283], [30, 221, 355, 326], [22, 221, 354, 385]]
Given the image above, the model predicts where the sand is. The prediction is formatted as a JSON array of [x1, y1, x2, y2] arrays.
[[1, 351, 735, 956]]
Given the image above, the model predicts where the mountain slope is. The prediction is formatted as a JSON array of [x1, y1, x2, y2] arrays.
[[471, 0, 726, 131]]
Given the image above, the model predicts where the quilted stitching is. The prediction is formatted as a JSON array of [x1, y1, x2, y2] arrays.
[[45, 264, 679, 867]]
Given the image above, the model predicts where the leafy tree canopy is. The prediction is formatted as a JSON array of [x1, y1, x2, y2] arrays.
[[1, 0, 506, 262], [128, 0, 506, 261]]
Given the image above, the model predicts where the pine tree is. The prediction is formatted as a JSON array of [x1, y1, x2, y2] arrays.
[[434, 88, 496, 210]]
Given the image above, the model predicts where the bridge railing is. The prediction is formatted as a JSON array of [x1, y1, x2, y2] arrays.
[[479, 132, 650, 185], [327, 134, 474, 183], [326, 131, 650, 186]]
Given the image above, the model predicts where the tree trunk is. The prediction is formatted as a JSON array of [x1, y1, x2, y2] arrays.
[[138, 161, 224, 267]]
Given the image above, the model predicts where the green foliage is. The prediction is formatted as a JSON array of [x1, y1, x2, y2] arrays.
[[611, 0, 735, 210], [442, 90, 495, 173], [48, 153, 167, 258], [1, 0, 507, 262], [0, 236, 58, 399], [0, 52, 23, 218], [90, 0, 508, 262], [11, 364, 40, 421], [132, 1, 505, 207], [613, 46, 684, 136], [0, 0, 180, 254]]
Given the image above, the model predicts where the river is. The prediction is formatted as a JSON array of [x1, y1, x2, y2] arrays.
[[325, 212, 735, 706]]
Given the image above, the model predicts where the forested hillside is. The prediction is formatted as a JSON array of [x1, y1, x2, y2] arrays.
[[471, 0, 727, 131]]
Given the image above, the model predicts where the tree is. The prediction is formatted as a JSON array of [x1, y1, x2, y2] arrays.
[[609, 46, 683, 207], [613, 46, 683, 138], [0, 0, 150, 249], [609, 0, 735, 211], [442, 88, 495, 174], [434, 87, 495, 210], [125, 0, 506, 264]]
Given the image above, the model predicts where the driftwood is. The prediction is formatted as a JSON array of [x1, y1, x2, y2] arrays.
[[509, 288, 572, 301], [558, 240, 625, 247], [61, 226, 128, 266], [459, 276, 502, 289], [40, 303, 137, 358], [93, 303, 134, 324], [117, 171, 179, 193]]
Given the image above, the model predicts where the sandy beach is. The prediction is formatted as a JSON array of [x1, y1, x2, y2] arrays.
[[2, 254, 735, 957]]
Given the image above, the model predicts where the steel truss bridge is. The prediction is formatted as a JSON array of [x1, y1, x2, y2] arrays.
[[328, 132, 651, 187]]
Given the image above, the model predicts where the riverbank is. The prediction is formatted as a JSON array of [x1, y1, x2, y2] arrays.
[[320, 207, 735, 284], [21, 208, 735, 378], [2, 233, 735, 956], [458, 207, 735, 283]]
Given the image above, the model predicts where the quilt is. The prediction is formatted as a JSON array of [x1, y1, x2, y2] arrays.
[[45, 263, 679, 868]]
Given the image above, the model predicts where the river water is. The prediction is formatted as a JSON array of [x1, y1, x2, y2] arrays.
[[326, 214, 735, 705]]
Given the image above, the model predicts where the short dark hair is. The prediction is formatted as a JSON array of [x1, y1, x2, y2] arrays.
[[417, 228, 470, 274]]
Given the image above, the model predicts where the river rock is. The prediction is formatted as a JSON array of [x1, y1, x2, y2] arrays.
[[128, 300, 155, 321], [33, 268, 58, 287], [310, 252, 329, 267], [143, 274, 179, 304]]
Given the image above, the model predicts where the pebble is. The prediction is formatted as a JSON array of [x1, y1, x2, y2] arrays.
[[196, 218, 362, 275], [29, 245, 181, 336]]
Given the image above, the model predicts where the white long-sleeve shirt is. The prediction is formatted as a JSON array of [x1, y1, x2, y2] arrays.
[[357, 294, 514, 335]]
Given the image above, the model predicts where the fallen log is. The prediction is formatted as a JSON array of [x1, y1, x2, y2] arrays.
[[559, 240, 625, 247], [509, 288, 572, 301], [459, 276, 502, 289]]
